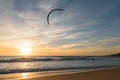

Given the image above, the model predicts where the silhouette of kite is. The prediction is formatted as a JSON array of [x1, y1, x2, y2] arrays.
[[47, 9, 63, 25]]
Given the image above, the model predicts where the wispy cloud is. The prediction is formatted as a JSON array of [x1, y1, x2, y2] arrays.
[[0, 0, 120, 55], [39, 0, 59, 11]]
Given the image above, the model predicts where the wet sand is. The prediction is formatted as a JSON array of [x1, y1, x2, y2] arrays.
[[0, 68, 120, 80], [21, 68, 120, 80]]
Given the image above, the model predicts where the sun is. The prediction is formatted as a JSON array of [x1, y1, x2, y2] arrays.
[[21, 47, 31, 55], [19, 41, 32, 55]]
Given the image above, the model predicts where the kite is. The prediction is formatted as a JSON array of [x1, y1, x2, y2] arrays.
[[47, 9, 63, 25]]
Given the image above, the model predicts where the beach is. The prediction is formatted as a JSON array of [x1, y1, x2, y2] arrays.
[[0, 68, 120, 80], [20, 68, 120, 80]]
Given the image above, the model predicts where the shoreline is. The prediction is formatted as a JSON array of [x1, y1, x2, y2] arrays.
[[0, 67, 120, 80], [21, 68, 120, 80]]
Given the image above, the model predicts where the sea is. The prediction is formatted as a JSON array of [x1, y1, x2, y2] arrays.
[[0, 56, 120, 74]]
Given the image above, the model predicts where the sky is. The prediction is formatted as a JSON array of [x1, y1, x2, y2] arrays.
[[0, 0, 120, 56]]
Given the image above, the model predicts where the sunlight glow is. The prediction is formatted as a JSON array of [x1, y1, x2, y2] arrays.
[[22, 73, 28, 78], [19, 41, 32, 55], [21, 47, 31, 55]]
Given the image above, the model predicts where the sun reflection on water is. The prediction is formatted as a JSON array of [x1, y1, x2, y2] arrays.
[[22, 62, 29, 68], [22, 73, 28, 78]]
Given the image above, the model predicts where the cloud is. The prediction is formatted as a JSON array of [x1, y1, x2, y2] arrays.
[[62, 31, 95, 40], [0, 0, 120, 55], [94, 37, 120, 47], [39, 0, 59, 11], [51, 37, 120, 50]]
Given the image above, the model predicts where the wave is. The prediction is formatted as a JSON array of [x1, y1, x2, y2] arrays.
[[0, 56, 120, 74], [0, 56, 119, 63], [0, 57, 97, 63], [0, 65, 119, 74]]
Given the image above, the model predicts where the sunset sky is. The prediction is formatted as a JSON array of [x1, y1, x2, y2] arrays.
[[0, 0, 120, 56]]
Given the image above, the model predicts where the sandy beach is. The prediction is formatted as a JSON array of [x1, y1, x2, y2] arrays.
[[21, 68, 120, 80], [0, 68, 119, 80]]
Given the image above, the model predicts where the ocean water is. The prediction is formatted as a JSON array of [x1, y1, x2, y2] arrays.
[[0, 56, 120, 74]]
